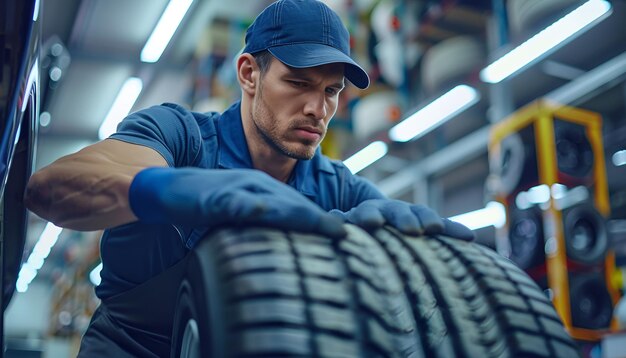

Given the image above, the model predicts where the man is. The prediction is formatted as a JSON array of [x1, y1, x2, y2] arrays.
[[24, 0, 473, 356]]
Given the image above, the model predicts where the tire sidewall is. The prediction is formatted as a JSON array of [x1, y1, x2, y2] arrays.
[[172, 238, 226, 357]]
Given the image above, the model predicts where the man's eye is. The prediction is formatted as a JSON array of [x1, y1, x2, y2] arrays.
[[326, 88, 339, 95], [289, 81, 307, 87]]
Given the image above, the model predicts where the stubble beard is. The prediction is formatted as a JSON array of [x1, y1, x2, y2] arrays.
[[251, 85, 321, 160]]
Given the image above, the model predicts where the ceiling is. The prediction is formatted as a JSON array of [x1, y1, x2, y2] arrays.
[[35, 0, 626, 168], [36, 0, 275, 164]]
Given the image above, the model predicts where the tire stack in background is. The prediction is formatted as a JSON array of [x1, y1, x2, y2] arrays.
[[420, 35, 485, 97], [488, 99, 622, 342]]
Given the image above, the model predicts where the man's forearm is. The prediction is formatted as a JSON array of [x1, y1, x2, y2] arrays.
[[24, 160, 138, 231]]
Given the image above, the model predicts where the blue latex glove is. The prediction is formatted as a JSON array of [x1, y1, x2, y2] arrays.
[[129, 167, 347, 239], [330, 199, 475, 241]]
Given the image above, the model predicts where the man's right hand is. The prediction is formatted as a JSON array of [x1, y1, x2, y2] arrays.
[[329, 199, 475, 241], [129, 167, 347, 241]]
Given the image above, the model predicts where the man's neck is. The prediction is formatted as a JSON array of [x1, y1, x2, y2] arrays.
[[250, 149, 297, 183]]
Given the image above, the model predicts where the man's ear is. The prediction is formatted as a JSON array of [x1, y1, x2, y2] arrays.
[[237, 53, 258, 96]]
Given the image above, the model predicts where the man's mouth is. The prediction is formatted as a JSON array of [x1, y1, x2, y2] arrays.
[[296, 126, 323, 135], [293, 126, 323, 141]]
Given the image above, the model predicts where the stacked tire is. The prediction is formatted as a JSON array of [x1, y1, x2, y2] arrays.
[[171, 225, 580, 357]]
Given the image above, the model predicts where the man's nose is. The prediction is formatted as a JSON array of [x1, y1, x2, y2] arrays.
[[303, 92, 327, 120]]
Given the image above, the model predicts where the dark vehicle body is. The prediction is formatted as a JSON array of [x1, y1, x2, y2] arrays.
[[0, 0, 41, 352]]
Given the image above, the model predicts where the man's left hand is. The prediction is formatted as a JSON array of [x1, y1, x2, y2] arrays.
[[330, 199, 475, 241]]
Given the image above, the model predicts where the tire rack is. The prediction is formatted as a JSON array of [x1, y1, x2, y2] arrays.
[[488, 99, 622, 341]]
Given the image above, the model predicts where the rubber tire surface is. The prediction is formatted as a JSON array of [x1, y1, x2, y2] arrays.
[[421, 36, 484, 95], [507, 206, 545, 271], [171, 225, 580, 357], [563, 202, 609, 265]]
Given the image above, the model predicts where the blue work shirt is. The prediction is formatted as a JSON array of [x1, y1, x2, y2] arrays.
[[96, 101, 384, 300]]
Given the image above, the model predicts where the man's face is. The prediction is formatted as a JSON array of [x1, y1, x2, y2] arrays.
[[250, 58, 345, 160]]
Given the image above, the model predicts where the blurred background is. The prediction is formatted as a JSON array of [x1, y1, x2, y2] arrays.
[[6, 0, 626, 356]]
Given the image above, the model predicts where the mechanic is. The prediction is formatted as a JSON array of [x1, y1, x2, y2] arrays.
[[24, 0, 474, 356]]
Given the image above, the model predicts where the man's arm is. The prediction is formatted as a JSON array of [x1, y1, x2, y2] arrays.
[[25, 138, 347, 241], [24, 139, 168, 231]]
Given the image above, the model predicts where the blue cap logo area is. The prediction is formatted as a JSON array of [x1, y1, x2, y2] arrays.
[[243, 0, 370, 89]]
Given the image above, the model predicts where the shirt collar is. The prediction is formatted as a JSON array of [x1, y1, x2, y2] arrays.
[[217, 101, 254, 169], [216, 100, 335, 198]]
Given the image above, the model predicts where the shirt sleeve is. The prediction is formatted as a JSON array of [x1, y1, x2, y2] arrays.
[[108, 103, 202, 167]]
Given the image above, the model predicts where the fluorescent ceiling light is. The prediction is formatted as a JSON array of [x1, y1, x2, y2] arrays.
[[515, 184, 551, 210], [98, 77, 143, 140], [554, 185, 590, 210], [90, 263, 103, 286], [33, 0, 40, 21], [613, 150, 626, 167], [480, 0, 612, 83], [388, 85, 479, 142], [16, 222, 63, 293], [550, 183, 568, 200], [141, 0, 194, 63], [527, 184, 551, 204], [449, 201, 506, 230], [343, 141, 388, 174]]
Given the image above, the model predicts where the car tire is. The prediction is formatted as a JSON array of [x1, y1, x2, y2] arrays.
[[569, 273, 614, 330], [421, 36, 485, 96], [563, 202, 609, 265], [508, 206, 546, 270], [172, 225, 580, 357], [170, 281, 203, 358]]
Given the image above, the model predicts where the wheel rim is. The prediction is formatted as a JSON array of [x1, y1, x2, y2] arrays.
[[180, 318, 201, 358]]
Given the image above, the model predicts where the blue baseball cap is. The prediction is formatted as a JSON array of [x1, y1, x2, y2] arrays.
[[243, 0, 370, 89]]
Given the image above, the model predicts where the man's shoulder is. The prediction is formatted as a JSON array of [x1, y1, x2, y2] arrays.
[[153, 102, 220, 122], [133, 103, 221, 138]]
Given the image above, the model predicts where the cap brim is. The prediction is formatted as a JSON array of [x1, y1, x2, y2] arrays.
[[268, 44, 370, 89]]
